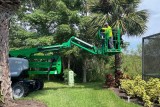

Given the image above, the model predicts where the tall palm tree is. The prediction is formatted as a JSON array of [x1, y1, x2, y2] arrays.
[[90, 0, 148, 83], [91, 0, 148, 36], [0, 0, 20, 106]]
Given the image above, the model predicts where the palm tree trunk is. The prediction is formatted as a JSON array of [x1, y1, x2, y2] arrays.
[[0, 0, 20, 106], [0, 17, 13, 105], [115, 53, 122, 71], [115, 53, 123, 87]]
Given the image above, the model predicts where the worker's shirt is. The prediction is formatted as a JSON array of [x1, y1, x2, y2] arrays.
[[101, 26, 113, 37]]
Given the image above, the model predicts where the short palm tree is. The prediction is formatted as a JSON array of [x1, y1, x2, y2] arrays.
[[0, 0, 20, 106]]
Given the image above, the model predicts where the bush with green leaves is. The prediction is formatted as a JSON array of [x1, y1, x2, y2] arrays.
[[63, 69, 70, 82], [120, 76, 160, 107], [120, 79, 135, 96], [146, 78, 160, 101]]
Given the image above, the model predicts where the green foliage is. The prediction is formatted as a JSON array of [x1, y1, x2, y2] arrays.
[[146, 78, 160, 100], [121, 76, 160, 107], [86, 57, 107, 82], [9, 25, 34, 49], [90, 0, 149, 36], [62, 69, 70, 83], [23, 9, 57, 35], [84, 56, 115, 82], [56, 0, 80, 24], [53, 0, 81, 60], [63, 69, 69, 82], [122, 53, 142, 77], [55, 24, 72, 43], [25, 36, 54, 47], [10, 0, 81, 49], [9, 20, 54, 49], [121, 79, 135, 96], [121, 44, 142, 77]]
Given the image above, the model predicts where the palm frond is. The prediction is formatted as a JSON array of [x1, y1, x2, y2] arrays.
[[89, 0, 148, 36]]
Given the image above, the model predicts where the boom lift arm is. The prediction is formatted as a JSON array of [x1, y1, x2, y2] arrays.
[[9, 29, 121, 76], [37, 36, 98, 54], [10, 32, 121, 58]]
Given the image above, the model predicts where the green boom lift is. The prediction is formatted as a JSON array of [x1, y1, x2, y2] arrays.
[[9, 29, 122, 77]]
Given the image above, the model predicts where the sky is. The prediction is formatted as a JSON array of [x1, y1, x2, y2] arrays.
[[123, 0, 160, 51]]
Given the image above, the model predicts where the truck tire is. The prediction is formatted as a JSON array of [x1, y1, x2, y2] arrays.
[[12, 82, 29, 98], [34, 79, 44, 91]]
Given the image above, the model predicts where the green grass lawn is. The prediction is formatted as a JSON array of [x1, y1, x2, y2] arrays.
[[24, 82, 140, 107]]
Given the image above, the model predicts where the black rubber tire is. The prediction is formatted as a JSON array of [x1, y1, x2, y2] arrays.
[[33, 79, 44, 91], [12, 82, 29, 99]]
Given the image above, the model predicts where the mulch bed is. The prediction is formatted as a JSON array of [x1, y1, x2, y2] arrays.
[[110, 87, 160, 107], [109, 87, 144, 106], [0, 100, 47, 107]]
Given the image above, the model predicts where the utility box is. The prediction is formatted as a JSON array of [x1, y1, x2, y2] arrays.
[[68, 70, 74, 87]]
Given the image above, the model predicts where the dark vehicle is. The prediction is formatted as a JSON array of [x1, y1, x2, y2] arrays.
[[0, 58, 44, 98]]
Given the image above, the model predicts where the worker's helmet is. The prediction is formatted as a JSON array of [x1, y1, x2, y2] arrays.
[[104, 22, 108, 25]]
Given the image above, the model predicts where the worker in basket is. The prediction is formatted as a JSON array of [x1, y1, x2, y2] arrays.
[[100, 22, 114, 49]]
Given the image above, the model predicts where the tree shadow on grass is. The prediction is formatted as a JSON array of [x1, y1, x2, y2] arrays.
[[43, 81, 105, 90], [27, 81, 107, 98]]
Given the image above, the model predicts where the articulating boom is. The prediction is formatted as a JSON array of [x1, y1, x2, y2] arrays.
[[9, 29, 121, 75]]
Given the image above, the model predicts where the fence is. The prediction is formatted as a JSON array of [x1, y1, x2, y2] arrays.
[[142, 33, 160, 80]]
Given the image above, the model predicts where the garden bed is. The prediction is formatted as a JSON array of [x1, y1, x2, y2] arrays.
[[111, 76, 160, 107], [110, 87, 144, 106]]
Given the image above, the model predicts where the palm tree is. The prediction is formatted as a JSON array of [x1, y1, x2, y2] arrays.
[[91, 0, 148, 36], [90, 0, 148, 84], [0, 0, 20, 106]]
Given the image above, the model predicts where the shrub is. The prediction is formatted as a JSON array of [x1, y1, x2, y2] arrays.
[[120, 76, 160, 107], [120, 79, 135, 96], [115, 70, 123, 87], [104, 74, 115, 88], [63, 69, 70, 82]]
